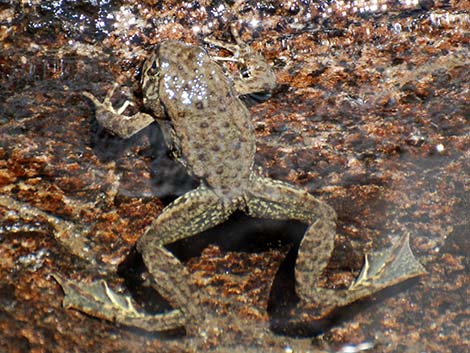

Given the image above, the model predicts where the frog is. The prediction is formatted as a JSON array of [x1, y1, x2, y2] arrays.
[[54, 26, 425, 334]]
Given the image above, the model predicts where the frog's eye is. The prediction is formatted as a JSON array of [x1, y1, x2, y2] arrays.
[[151, 60, 158, 70], [145, 58, 159, 76]]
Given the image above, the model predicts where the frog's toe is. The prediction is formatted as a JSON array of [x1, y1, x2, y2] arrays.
[[350, 233, 426, 291], [52, 273, 186, 332], [82, 91, 103, 106], [82, 83, 120, 109]]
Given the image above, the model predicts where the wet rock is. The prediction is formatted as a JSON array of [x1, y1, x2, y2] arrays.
[[0, 1, 468, 352]]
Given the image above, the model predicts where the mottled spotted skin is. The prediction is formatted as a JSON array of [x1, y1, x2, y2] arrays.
[[72, 29, 425, 334], [142, 42, 255, 198]]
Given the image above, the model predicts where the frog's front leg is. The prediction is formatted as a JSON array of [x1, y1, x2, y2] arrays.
[[205, 24, 276, 95], [82, 83, 154, 139], [245, 175, 426, 316]]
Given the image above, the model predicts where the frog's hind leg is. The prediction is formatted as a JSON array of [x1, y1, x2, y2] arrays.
[[136, 184, 237, 332], [55, 185, 234, 333], [245, 176, 337, 304], [245, 175, 425, 314]]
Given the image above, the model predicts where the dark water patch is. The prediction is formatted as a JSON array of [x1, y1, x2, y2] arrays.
[[23, 0, 120, 42]]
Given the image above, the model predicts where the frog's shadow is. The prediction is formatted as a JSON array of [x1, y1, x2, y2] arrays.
[[117, 211, 308, 329], [89, 116, 199, 201]]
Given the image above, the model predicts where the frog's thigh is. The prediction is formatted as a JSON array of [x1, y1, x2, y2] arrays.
[[140, 185, 235, 248], [245, 176, 337, 302], [137, 185, 234, 319]]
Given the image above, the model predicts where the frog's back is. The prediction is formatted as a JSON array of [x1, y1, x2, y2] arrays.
[[157, 41, 256, 197]]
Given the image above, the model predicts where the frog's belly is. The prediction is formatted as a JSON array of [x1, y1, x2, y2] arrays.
[[171, 100, 256, 196]]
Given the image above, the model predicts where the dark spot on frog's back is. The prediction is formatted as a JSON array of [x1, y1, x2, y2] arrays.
[[216, 166, 224, 174], [231, 151, 240, 160], [186, 51, 196, 61], [231, 140, 241, 149]]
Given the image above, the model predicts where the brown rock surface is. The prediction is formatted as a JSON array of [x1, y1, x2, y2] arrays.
[[1, 1, 468, 352]]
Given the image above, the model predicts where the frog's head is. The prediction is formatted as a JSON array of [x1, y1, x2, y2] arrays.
[[141, 50, 166, 117]]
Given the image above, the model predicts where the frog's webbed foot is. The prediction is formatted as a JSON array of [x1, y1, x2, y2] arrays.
[[204, 24, 276, 95], [301, 235, 426, 315], [349, 233, 426, 292], [52, 273, 186, 332], [296, 233, 426, 318], [82, 83, 154, 139]]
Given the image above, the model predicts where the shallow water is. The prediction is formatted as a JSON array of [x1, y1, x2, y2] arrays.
[[0, 1, 468, 352]]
